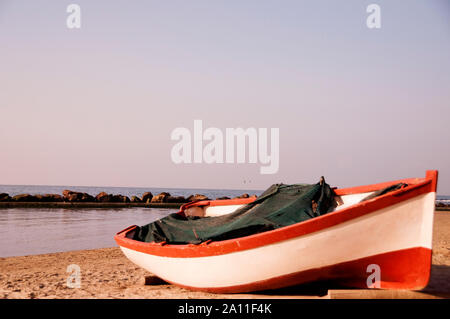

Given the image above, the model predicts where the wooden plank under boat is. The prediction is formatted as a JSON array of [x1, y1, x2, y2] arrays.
[[114, 170, 438, 293]]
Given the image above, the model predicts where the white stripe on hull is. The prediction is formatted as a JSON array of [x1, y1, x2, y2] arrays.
[[205, 204, 244, 217], [120, 192, 435, 288]]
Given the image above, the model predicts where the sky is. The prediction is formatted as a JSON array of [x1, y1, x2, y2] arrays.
[[0, 0, 449, 194]]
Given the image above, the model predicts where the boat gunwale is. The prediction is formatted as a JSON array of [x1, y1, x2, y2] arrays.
[[114, 171, 438, 258]]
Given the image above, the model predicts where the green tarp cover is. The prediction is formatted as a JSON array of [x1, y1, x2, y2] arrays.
[[132, 178, 336, 244]]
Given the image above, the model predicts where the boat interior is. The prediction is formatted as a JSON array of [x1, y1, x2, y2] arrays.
[[182, 181, 414, 218], [183, 191, 377, 218]]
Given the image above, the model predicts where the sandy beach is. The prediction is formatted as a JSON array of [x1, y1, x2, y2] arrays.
[[1, 211, 449, 299]]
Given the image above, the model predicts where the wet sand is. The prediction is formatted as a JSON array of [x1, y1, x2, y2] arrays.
[[1, 212, 449, 299]]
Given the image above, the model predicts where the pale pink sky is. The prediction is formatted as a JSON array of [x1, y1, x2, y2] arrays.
[[1, 1, 449, 193]]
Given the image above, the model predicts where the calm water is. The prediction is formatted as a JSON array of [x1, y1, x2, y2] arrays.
[[0, 185, 263, 257], [0, 207, 176, 257]]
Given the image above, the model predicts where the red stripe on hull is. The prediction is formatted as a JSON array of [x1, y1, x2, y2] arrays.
[[166, 247, 432, 293]]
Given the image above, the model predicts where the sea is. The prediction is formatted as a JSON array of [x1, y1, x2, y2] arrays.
[[0, 185, 263, 257]]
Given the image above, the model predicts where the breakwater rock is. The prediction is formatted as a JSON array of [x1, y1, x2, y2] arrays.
[[0, 193, 12, 202], [0, 190, 258, 206]]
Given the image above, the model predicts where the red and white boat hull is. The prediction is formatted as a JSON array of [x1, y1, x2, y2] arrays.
[[115, 171, 437, 293]]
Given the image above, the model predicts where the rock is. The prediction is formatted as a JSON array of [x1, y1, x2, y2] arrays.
[[96, 192, 113, 202], [166, 196, 187, 203], [235, 193, 250, 199], [62, 190, 72, 199], [12, 194, 38, 202], [151, 192, 171, 203], [216, 196, 231, 200], [66, 193, 80, 202], [50, 194, 64, 202], [131, 196, 142, 203], [186, 194, 210, 202], [35, 194, 63, 202], [62, 190, 95, 202], [80, 193, 95, 202], [62, 190, 81, 202], [110, 195, 120, 202], [0, 193, 11, 202], [95, 192, 130, 203], [111, 195, 130, 203], [141, 192, 153, 203]]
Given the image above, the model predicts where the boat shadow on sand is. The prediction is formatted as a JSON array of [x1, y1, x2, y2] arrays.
[[245, 264, 450, 298], [143, 264, 450, 298], [421, 264, 450, 297]]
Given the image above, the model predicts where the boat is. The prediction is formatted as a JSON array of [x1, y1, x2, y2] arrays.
[[114, 170, 438, 293]]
